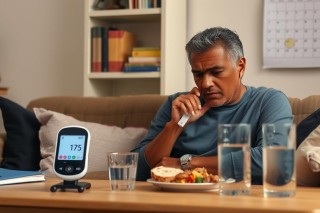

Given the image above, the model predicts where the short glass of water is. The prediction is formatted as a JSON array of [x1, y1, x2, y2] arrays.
[[262, 123, 296, 197], [218, 123, 251, 196], [107, 152, 138, 191]]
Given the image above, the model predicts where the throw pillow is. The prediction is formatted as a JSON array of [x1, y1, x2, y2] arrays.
[[296, 108, 320, 148], [33, 108, 147, 177], [0, 97, 41, 170], [296, 124, 320, 186]]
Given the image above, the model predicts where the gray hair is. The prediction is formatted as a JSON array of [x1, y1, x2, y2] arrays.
[[185, 27, 244, 67]]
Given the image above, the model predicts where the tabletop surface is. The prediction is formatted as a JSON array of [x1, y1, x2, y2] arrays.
[[0, 177, 320, 213]]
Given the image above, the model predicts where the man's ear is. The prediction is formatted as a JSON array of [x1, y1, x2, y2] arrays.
[[238, 57, 246, 79]]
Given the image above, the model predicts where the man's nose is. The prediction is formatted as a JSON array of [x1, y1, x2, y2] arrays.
[[202, 73, 214, 88]]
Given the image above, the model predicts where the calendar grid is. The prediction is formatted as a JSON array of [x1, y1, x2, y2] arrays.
[[263, 0, 320, 68]]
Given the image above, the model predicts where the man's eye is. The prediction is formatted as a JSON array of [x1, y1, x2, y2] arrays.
[[210, 70, 222, 76], [193, 72, 203, 78]]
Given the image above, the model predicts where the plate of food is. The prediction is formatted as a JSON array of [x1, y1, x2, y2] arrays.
[[147, 166, 219, 192]]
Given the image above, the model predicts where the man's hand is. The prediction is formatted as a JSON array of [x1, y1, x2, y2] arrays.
[[171, 87, 210, 126]]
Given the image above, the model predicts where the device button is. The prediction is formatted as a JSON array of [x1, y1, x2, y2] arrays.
[[75, 167, 82, 171], [65, 165, 74, 173]]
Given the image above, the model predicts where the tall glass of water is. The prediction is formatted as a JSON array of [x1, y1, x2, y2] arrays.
[[107, 152, 138, 191], [262, 123, 296, 197], [218, 123, 251, 196]]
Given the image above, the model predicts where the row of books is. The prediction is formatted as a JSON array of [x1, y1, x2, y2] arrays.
[[91, 27, 136, 72], [124, 47, 160, 72], [91, 26, 160, 73], [129, 0, 161, 9], [92, 0, 161, 10]]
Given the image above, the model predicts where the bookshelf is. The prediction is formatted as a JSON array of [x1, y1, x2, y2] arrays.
[[84, 0, 187, 96]]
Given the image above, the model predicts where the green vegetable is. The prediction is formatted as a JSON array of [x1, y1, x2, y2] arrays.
[[195, 176, 203, 183]]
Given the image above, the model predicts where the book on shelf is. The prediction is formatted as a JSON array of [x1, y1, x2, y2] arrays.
[[131, 47, 160, 57], [125, 63, 160, 67], [91, 27, 100, 72], [128, 56, 160, 64], [92, 0, 161, 10], [108, 30, 136, 72], [91, 26, 107, 72], [132, 47, 160, 51], [129, 0, 161, 9], [0, 168, 45, 186], [102, 27, 109, 72], [123, 63, 160, 72]]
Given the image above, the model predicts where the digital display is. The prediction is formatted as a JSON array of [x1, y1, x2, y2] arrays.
[[57, 135, 85, 161]]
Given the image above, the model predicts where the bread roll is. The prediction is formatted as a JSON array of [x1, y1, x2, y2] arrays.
[[151, 166, 183, 182]]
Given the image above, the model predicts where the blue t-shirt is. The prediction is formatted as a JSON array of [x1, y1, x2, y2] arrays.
[[132, 86, 293, 184]]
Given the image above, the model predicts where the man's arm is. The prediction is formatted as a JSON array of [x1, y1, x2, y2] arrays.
[[156, 156, 218, 175], [144, 87, 210, 169], [144, 121, 183, 167]]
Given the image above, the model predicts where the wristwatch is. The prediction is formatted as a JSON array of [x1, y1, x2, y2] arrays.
[[180, 154, 192, 170]]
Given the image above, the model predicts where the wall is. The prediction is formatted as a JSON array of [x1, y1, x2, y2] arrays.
[[0, 0, 319, 109], [187, 0, 320, 99], [0, 0, 84, 107]]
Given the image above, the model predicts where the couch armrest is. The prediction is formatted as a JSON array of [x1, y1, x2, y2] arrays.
[[0, 133, 6, 165]]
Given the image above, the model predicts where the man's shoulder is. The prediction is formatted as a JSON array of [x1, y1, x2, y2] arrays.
[[168, 92, 188, 100], [249, 86, 280, 93], [248, 86, 286, 99]]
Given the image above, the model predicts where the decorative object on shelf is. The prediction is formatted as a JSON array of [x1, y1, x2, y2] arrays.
[[105, 0, 126, 9], [92, 0, 127, 10], [92, 0, 107, 10]]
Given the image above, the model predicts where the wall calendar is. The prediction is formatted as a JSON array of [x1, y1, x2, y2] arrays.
[[263, 0, 320, 68]]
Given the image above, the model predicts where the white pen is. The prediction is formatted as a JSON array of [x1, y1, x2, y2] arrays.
[[178, 114, 191, 127]]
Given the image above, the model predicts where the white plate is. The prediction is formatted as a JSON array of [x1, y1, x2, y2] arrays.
[[147, 179, 219, 192]]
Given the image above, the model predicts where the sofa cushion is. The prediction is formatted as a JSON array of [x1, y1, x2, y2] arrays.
[[296, 108, 320, 148], [27, 95, 168, 129], [288, 95, 320, 125], [0, 97, 41, 170], [296, 124, 320, 186], [33, 108, 147, 177]]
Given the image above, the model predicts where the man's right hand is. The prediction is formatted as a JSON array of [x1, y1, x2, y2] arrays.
[[171, 87, 210, 127]]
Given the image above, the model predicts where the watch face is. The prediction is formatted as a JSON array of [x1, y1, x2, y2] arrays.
[[180, 154, 192, 170], [180, 154, 192, 162]]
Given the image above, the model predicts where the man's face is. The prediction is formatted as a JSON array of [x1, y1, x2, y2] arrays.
[[190, 46, 245, 107]]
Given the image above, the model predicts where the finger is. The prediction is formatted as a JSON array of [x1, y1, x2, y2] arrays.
[[181, 94, 200, 115], [179, 101, 189, 115], [189, 94, 202, 111], [190, 87, 200, 97], [189, 88, 201, 110]]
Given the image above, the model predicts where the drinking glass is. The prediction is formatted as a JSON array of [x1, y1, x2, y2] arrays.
[[218, 124, 251, 196], [262, 123, 296, 197], [107, 152, 139, 191]]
